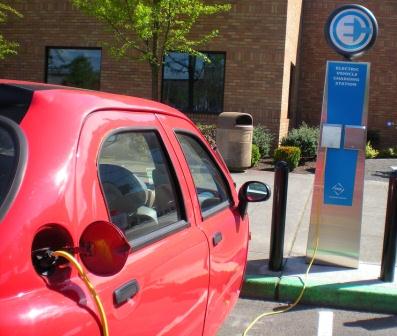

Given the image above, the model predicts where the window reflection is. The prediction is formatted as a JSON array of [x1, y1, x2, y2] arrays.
[[46, 48, 102, 90], [162, 52, 225, 114]]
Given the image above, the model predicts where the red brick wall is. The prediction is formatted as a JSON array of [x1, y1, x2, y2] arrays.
[[298, 0, 397, 148], [0, 0, 290, 142], [0, 1, 152, 99], [189, 0, 288, 140]]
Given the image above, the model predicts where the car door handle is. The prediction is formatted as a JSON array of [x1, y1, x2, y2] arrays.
[[213, 232, 223, 246], [114, 279, 139, 307]]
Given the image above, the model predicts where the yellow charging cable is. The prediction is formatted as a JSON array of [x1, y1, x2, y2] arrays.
[[242, 237, 319, 336], [52, 250, 109, 336], [243, 154, 327, 336]]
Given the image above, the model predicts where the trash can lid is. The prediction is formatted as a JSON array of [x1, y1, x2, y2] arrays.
[[217, 112, 253, 128]]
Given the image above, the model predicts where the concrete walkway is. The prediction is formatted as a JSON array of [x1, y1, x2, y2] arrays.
[[232, 159, 397, 314]]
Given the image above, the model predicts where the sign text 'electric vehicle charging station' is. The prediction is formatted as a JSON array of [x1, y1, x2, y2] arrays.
[[307, 5, 378, 268]]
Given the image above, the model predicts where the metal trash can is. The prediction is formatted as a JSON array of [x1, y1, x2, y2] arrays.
[[216, 112, 253, 172]]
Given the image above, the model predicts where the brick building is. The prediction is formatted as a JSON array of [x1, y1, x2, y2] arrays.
[[0, 0, 395, 147]]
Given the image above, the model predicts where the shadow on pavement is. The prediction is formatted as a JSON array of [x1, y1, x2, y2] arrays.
[[246, 256, 356, 276], [344, 315, 397, 331], [372, 170, 392, 179]]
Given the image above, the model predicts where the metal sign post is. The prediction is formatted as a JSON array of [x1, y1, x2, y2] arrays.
[[306, 5, 378, 268]]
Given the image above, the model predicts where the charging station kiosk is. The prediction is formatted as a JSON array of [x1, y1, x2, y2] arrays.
[[306, 5, 378, 268]]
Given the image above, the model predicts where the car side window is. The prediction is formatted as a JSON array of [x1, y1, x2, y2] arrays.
[[176, 133, 231, 214], [98, 131, 183, 243]]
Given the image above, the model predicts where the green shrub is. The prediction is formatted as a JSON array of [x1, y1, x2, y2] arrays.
[[273, 146, 301, 171], [196, 123, 216, 147], [365, 141, 379, 159], [253, 125, 274, 157], [378, 147, 397, 158], [280, 122, 319, 158], [251, 144, 261, 167]]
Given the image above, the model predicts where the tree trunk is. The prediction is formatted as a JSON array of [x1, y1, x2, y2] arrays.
[[151, 63, 160, 101], [151, 0, 160, 101]]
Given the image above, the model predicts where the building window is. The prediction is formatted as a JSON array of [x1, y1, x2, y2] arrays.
[[162, 52, 225, 114], [45, 47, 102, 90]]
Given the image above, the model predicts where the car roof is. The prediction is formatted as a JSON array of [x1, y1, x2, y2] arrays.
[[0, 79, 190, 124]]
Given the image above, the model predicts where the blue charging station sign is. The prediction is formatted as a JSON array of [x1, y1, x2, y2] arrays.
[[325, 5, 378, 59], [323, 61, 369, 206]]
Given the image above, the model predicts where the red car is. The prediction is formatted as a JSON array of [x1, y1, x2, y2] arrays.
[[0, 80, 270, 336]]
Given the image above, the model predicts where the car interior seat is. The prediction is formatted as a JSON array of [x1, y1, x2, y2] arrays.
[[99, 164, 158, 231], [152, 166, 175, 216]]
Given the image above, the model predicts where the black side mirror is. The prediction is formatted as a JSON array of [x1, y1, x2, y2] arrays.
[[238, 181, 271, 218]]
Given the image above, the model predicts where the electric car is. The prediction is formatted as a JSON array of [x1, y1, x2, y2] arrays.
[[0, 80, 270, 336]]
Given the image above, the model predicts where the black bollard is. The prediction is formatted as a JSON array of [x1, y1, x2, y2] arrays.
[[380, 169, 397, 282], [269, 161, 289, 271]]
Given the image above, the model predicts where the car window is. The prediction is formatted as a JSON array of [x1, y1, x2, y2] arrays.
[[0, 125, 17, 207], [98, 131, 184, 243], [176, 133, 231, 214]]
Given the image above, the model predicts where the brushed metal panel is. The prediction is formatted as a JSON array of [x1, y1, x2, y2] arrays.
[[344, 125, 367, 150], [307, 148, 364, 268], [321, 124, 342, 149], [306, 62, 369, 269]]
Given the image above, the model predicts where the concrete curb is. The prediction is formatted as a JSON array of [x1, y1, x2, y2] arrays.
[[242, 274, 397, 314]]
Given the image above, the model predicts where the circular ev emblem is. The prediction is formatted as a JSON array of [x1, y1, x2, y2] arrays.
[[325, 5, 378, 58]]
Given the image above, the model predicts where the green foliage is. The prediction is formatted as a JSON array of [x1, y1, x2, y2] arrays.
[[196, 123, 216, 147], [71, 0, 231, 99], [273, 146, 301, 171], [365, 141, 379, 159], [0, 3, 22, 60], [281, 122, 319, 158], [253, 125, 274, 158], [378, 147, 397, 158], [251, 144, 261, 167]]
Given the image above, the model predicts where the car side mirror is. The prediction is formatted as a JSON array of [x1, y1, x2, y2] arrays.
[[238, 181, 271, 218], [79, 221, 131, 276]]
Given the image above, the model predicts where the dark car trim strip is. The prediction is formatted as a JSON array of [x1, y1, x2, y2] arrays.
[[129, 220, 190, 250], [0, 116, 28, 222]]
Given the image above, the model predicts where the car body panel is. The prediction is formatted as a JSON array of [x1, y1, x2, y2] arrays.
[[0, 80, 252, 335], [157, 114, 249, 336], [75, 110, 209, 335]]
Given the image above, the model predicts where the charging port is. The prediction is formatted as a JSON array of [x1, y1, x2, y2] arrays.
[[31, 225, 73, 276]]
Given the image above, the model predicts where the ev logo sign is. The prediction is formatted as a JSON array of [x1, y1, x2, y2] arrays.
[[325, 5, 378, 59]]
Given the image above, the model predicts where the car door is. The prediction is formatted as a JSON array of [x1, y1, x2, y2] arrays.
[[75, 110, 209, 335], [157, 114, 249, 336]]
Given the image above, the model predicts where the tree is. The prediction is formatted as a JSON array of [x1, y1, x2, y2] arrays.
[[71, 0, 231, 100], [62, 56, 100, 90], [0, 3, 22, 60]]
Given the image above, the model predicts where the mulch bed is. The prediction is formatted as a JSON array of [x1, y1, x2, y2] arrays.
[[250, 158, 317, 174]]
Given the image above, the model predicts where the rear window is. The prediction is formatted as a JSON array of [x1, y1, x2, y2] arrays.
[[0, 117, 26, 221], [0, 84, 33, 124], [0, 126, 17, 205]]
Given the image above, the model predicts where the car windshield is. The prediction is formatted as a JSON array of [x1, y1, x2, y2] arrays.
[[0, 125, 17, 207]]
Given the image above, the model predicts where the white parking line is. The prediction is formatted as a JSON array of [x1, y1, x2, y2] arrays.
[[318, 310, 334, 336]]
